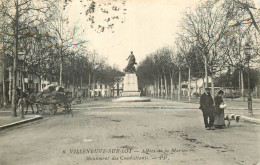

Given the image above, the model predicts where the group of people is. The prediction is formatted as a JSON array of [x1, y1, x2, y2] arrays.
[[200, 88, 226, 130]]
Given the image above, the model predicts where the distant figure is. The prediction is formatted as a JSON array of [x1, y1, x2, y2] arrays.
[[124, 51, 137, 73], [199, 88, 215, 130], [214, 90, 225, 128], [18, 96, 26, 113]]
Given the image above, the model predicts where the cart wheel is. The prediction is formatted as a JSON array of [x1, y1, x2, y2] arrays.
[[38, 104, 46, 115], [49, 104, 57, 115]]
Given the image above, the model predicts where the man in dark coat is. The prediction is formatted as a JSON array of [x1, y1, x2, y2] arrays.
[[200, 88, 215, 130]]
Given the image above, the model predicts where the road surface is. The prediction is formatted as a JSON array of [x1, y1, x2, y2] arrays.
[[0, 99, 259, 165]]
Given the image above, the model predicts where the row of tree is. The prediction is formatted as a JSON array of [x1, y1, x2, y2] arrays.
[[0, 0, 125, 116], [137, 0, 260, 102]]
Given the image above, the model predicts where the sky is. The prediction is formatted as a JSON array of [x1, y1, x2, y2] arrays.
[[67, 0, 259, 71]]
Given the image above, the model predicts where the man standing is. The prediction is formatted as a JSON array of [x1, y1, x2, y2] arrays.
[[200, 88, 215, 130]]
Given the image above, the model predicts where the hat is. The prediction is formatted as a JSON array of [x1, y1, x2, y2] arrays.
[[218, 90, 224, 94]]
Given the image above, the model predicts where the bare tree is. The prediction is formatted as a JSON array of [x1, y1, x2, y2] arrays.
[[213, 0, 260, 34], [0, 0, 52, 117], [178, 2, 231, 97], [176, 39, 197, 102]]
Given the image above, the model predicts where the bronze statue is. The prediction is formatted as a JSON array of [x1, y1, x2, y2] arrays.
[[124, 51, 137, 73]]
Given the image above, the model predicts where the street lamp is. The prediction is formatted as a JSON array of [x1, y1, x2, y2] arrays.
[[244, 42, 253, 114]]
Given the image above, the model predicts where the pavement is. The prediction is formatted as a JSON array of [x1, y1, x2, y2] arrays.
[[0, 115, 42, 130], [0, 106, 43, 130], [0, 98, 259, 165]]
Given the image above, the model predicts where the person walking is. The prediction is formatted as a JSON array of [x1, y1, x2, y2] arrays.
[[199, 88, 215, 130], [214, 90, 226, 128]]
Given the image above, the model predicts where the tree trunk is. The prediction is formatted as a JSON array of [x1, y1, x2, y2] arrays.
[[8, 67, 12, 104], [239, 69, 241, 91], [59, 49, 63, 86], [22, 70, 25, 92], [178, 67, 181, 101], [154, 80, 156, 98], [80, 71, 82, 101], [93, 74, 95, 100], [0, 50, 3, 107], [247, 61, 250, 93], [169, 81, 171, 99], [171, 73, 173, 101], [88, 73, 91, 98], [157, 76, 160, 98], [204, 55, 208, 88], [255, 86, 258, 98], [12, 0, 19, 117], [39, 77, 42, 91], [164, 73, 167, 99], [160, 76, 163, 98], [80, 58, 83, 100], [112, 85, 114, 97], [211, 76, 215, 102], [3, 64, 6, 106], [72, 69, 75, 98], [195, 78, 198, 98], [0, 70, 2, 107], [108, 85, 111, 98], [188, 67, 191, 103], [72, 58, 75, 98], [20, 71, 25, 119], [241, 69, 244, 100], [2, 41, 6, 107], [67, 68, 70, 89]]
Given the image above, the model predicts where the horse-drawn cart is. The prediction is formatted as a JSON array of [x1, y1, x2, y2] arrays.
[[36, 85, 74, 115]]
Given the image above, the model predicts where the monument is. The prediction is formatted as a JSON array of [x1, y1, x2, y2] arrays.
[[122, 51, 140, 97], [113, 51, 150, 102]]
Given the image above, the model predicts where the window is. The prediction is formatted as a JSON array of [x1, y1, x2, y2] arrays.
[[100, 85, 102, 89]]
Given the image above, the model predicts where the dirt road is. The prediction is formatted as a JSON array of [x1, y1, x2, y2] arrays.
[[0, 100, 259, 165]]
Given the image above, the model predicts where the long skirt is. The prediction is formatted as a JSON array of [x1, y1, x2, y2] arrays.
[[214, 109, 225, 126]]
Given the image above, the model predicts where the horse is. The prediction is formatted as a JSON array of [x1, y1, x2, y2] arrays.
[[25, 92, 39, 114]]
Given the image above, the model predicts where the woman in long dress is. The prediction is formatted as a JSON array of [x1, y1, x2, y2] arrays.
[[214, 90, 225, 128]]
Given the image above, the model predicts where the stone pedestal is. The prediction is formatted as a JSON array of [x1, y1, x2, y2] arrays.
[[122, 73, 140, 97], [112, 72, 150, 102]]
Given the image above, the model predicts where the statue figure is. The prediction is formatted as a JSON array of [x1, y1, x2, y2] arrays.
[[124, 51, 137, 73]]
